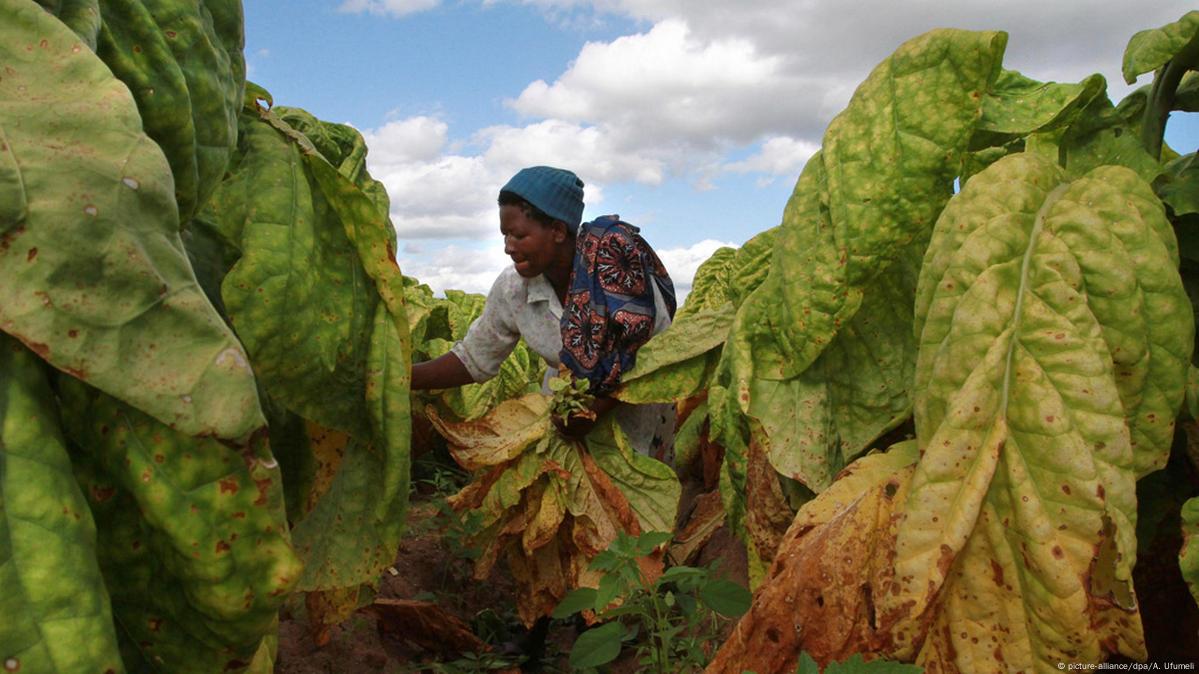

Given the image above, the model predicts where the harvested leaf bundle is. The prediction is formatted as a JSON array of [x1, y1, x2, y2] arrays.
[[428, 394, 680, 626]]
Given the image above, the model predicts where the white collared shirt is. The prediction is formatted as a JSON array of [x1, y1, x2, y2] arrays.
[[450, 266, 675, 461]]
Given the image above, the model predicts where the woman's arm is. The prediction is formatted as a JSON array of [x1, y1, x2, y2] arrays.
[[411, 352, 476, 390]]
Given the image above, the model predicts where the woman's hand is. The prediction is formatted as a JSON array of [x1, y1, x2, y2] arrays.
[[553, 395, 619, 439]]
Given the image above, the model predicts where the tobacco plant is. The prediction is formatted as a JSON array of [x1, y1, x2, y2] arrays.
[[617, 11, 1199, 674]]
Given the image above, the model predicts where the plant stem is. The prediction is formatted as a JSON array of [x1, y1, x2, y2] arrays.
[[1142, 31, 1199, 158]]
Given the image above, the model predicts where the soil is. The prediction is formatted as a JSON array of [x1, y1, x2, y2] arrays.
[[275, 497, 533, 674], [274, 470, 748, 674]]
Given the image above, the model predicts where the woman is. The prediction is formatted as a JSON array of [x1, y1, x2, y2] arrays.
[[411, 165, 677, 461]]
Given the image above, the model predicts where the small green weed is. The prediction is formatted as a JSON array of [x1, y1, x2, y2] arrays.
[[552, 530, 751, 673]]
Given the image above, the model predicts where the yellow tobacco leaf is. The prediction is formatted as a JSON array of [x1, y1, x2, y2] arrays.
[[426, 394, 551, 470], [708, 446, 917, 673]]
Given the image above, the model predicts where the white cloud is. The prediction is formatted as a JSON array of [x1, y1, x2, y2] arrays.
[[362, 116, 449, 164], [398, 240, 511, 294], [370, 154, 497, 239], [338, 0, 440, 17], [510, 20, 830, 148], [656, 238, 738, 295], [479, 119, 662, 185], [513, 0, 1195, 104], [355, 0, 1198, 277], [724, 136, 818, 177]]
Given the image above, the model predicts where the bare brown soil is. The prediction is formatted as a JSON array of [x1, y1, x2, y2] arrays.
[[274, 467, 748, 674]]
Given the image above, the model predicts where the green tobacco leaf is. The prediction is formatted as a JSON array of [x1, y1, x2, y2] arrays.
[[288, 428, 398, 590], [1055, 96, 1163, 184], [0, 336, 124, 674], [32, 0, 101, 47], [1157, 152, 1199, 216], [96, 0, 245, 221], [979, 69, 1105, 136], [741, 241, 919, 491], [728, 226, 777, 307], [61, 377, 300, 674], [713, 30, 1005, 507], [676, 246, 737, 320], [214, 99, 416, 580], [1183, 496, 1199, 608], [1122, 10, 1199, 84], [750, 29, 1006, 381], [0, 1, 264, 442], [257, 112, 415, 591], [1174, 70, 1199, 111], [216, 105, 377, 438], [587, 416, 681, 537], [616, 303, 733, 404], [670, 399, 708, 473], [569, 621, 623, 669], [897, 153, 1192, 668]]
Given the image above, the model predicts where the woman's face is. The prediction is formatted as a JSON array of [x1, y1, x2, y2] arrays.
[[500, 204, 568, 278]]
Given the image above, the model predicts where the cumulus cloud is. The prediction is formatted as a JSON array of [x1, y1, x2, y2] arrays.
[[364, 115, 670, 241], [515, 0, 1194, 102], [362, 116, 449, 165], [353, 0, 1196, 277], [368, 153, 497, 239], [510, 20, 832, 149], [398, 240, 511, 294], [724, 136, 818, 177], [479, 119, 663, 185], [338, 0, 440, 17]]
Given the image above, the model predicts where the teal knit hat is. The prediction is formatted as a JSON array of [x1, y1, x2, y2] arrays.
[[500, 166, 585, 233]]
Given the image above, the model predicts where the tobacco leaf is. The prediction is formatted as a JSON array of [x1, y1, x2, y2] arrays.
[[707, 443, 919, 673], [1122, 10, 1199, 84], [61, 376, 299, 673], [433, 394, 678, 626], [1183, 496, 1199, 609], [897, 153, 1191, 668], [0, 335, 124, 674], [95, 0, 245, 221], [0, 3, 263, 442]]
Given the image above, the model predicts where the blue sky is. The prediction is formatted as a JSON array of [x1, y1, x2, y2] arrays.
[[244, 1, 1199, 296]]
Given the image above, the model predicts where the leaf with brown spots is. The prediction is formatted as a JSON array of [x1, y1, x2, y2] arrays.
[[59, 375, 298, 674], [708, 443, 919, 673], [0, 2, 264, 442], [0, 335, 124, 673], [897, 153, 1191, 668]]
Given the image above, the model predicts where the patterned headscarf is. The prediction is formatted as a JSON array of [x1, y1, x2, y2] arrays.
[[559, 215, 677, 395]]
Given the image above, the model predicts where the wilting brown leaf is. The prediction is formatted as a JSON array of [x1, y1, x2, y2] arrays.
[[708, 444, 919, 674], [364, 598, 489, 656], [744, 419, 795, 582], [433, 399, 678, 627], [670, 490, 726, 566]]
